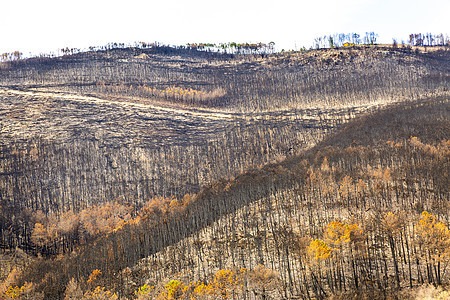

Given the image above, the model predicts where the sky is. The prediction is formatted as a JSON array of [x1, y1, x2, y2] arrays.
[[1, 0, 449, 56]]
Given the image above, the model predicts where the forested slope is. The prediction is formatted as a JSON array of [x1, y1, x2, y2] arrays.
[[1, 46, 447, 216], [0, 45, 449, 299], [11, 95, 450, 299]]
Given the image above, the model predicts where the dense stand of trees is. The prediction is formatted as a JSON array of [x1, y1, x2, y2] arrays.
[[0, 97, 446, 299], [4, 46, 438, 253], [0, 105, 350, 253], [114, 138, 448, 298], [2, 90, 444, 257], [0, 42, 449, 299]]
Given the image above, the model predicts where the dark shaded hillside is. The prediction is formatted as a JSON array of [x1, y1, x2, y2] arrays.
[[16, 96, 449, 298], [317, 95, 450, 147]]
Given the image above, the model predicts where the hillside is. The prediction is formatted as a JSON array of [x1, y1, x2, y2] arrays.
[[0, 45, 449, 299], [2, 45, 448, 112], [1, 46, 448, 211], [11, 95, 447, 299]]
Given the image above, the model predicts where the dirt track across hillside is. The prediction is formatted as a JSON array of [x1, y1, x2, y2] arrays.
[[0, 87, 380, 148]]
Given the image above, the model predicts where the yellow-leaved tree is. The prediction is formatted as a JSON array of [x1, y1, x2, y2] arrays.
[[308, 239, 332, 260], [82, 286, 118, 300], [416, 211, 450, 261], [415, 211, 450, 285]]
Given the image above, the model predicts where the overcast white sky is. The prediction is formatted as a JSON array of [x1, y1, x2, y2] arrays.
[[1, 0, 449, 55]]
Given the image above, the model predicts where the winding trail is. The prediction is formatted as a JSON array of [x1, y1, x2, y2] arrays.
[[0, 87, 386, 122]]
